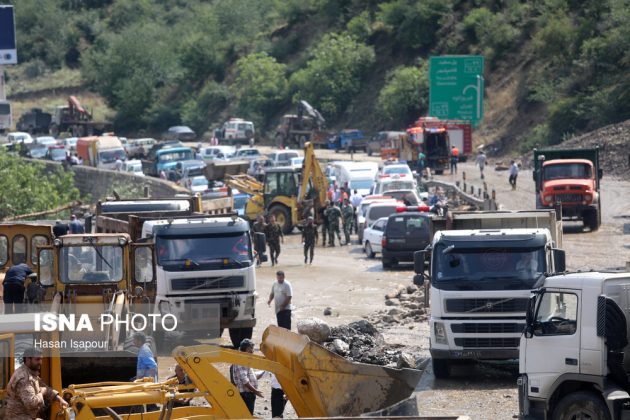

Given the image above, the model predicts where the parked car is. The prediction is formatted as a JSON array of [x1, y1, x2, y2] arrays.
[[46, 145, 67, 162], [62, 137, 78, 151], [357, 196, 396, 243], [28, 144, 49, 159], [289, 157, 304, 170], [200, 145, 236, 161], [185, 175, 209, 193], [362, 217, 388, 259], [266, 150, 300, 167], [163, 125, 196, 141], [381, 209, 432, 269], [372, 175, 417, 195], [230, 147, 262, 161], [34, 136, 58, 147], [122, 159, 145, 176], [8, 132, 34, 145]]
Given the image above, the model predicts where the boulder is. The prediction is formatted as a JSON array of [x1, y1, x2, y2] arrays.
[[332, 339, 349, 354], [397, 352, 417, 369], [406, 284, 419, 294], [385, 298, 400, 306], [323, 307, 332, 316], [388, 308, 404, 316], [297, 317, 331, 343]]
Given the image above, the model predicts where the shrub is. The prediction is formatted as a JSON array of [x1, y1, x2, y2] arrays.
[[377, 64, 428, 126]]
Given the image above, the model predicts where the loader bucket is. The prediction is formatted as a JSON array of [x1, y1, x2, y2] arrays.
[[260, 325, 423, 417]]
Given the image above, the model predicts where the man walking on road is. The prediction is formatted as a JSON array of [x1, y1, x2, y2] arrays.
[[350, 190, 363, 234], [509, 160, 519, 190], [476, 150, 487, 179], [252, 215, 266, 267], [302, 217, 318, 264], [450, 145, 459, 174], [318, 202, 329, 246], [264, 216, 284, 266], [341, 199, 354, 245], [6, 347, 68, 419], [324, 201, 342, 247], [268, 271, 293, 330]]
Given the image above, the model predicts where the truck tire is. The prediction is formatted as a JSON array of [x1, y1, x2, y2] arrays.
[[552, 391, 610, 420], [585, 209, 599, 232], [269, 204, 293, 234], [229, 327, 253, 349], [432, 358, 451, 379]]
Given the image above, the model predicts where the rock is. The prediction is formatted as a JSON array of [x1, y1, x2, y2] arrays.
[[398, 294, 410, 302], [332, 339, 349, 354], [381, 315, 395, 324], [348, 320, 379, 336], [397, 284, 408, 294], [385, 298, 400, 306], [297, 317, 331, 343], [397, 352, 417, 369], [406, 284, 419, 294], [406, 303, 419, 310], [388, 308, 404, 316], [323, 307, 332, 316]]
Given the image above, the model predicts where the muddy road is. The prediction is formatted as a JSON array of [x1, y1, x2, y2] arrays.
[[161, 150, 630, 418]]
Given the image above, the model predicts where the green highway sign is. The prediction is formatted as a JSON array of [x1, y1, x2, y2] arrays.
[[429, 55, 484, 125]]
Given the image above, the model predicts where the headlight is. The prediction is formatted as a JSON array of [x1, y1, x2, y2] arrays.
[[159, 300, 171, 314], [434, 322, 448, 344], [544, 195, 552, 203]]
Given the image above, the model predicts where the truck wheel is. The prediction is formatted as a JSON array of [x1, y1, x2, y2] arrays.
[[432, 358, 451, 379], [365, 242, 375, 259], [585, 210, 599, 232], [552, 391, 610, 420], [229, 327, 253, 349], [269, 205, 293, 234]]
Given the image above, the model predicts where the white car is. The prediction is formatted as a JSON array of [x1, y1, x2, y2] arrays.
[[8, 132, 33, 145], [200, 145, 235, 161], [123, 159, 144, 176], [186, 175, 209, 193], [357, 197, 398, 242], [62, 137, 78, 151], [378, 164, 414, 180], [289, 157, 304, 170], [363, 217, 388, 258], [35, 136, 58, 147]]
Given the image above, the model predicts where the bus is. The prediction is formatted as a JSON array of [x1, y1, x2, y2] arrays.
[[0, 100, 11, 131]]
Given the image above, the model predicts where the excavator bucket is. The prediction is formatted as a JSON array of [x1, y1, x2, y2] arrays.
[[260, 325, 423, 417]]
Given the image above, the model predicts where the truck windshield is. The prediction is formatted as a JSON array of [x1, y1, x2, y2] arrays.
[[433, 245, 546, 291], [60, 245, 124, 283], [543, 163, 591, 180], [350, 179, 373, 190], [99, 149, 126, 164], [156, 232, 252, 271]]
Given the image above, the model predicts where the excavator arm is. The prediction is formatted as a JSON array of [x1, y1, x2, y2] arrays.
[[224, 174, 264, 196], [299, 142, 329, 224]]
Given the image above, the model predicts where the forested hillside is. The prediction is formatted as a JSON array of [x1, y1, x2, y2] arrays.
[[3, 0, 629, 152]]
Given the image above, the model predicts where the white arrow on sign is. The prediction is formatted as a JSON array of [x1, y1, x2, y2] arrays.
[[462, 75, 483, 120]]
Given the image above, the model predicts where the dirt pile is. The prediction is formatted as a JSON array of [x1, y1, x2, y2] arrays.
[[364, 283, 429, 328], [522, 119, 630, 180]]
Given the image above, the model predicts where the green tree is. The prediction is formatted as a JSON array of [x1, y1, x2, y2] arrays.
[[377, 64, 428, 126], [460, 7, 520, 61], [290, 33, 375, 119], [233, 53, 288, 121], [0, 151, 80, 220]]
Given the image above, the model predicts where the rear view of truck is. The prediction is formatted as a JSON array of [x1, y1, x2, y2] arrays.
[[533, 147, 602, 231]]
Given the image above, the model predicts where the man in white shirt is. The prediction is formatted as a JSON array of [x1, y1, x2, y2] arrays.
[[509, 160, 519, 190], [267, 271, 293, 330], [350, 189, 363, 234]]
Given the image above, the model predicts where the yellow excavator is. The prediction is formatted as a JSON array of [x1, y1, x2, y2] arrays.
[[54, 326, 470, 420], [226, 142, 329, 234]]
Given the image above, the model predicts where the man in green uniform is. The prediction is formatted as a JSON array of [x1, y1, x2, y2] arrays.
[[301, 216, 318, 264], [264, 215, 284, 266], [341, 199, 355, 245], [324, 202, 342, 247]]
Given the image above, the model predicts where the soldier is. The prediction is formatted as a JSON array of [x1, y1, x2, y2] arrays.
[[341, 199, 355, 245], [318, 201, 330, 246], [251, 215, 267, 266], [6, 347, 68, 419], [301, 216, 318, 264], [265, 215, 284, 266], [324, 201, 342, 247]]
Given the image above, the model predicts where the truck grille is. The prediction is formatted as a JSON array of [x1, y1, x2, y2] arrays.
[[171, 276, 244, 291], [454, 338, 520, 348], [445, 298, 528, 313], [451, 323, 525, 334], [554, 193, 583, 202]]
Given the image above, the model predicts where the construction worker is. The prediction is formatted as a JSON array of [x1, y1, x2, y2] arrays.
[[6, 347, 68, 419], [301, 216, 318, 264], [264, 216, 284, 266], [324, 201, 342, 247], [341, 199, 354, 245], [450, 145, 459, 174]]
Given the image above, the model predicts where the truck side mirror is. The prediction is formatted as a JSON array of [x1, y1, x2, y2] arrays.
[[524, 296, 536, 339], [413, 250, 427, 275], [598, 169, 603, 180], [552, 248, 566, 272], [532, 170, 537, 182]]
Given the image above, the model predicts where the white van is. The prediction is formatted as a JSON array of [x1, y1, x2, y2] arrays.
[[221, 118, 255, 144], [122, 159, 144, 176], [334, 161, 379, 196]]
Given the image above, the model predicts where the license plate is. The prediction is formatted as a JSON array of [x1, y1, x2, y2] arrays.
[[389, 239, 405, 243], [452, 350, 482, 358]]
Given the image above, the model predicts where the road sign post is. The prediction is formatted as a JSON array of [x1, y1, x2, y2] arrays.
[[429, 56, 484, 126]]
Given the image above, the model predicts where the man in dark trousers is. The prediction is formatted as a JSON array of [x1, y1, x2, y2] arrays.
[[318, 201, 330, 246], [264, 216, 284, 267], [267, 271, 293, 330], [3, 263, 32, 314], [301, 216, 318, 264]]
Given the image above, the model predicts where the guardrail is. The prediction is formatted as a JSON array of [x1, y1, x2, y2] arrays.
[[420, 171, 498, 211]]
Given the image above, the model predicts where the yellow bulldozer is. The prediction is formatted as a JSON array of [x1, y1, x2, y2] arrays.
[[226, 142, 328, 234], [51, 326, 471, 420]]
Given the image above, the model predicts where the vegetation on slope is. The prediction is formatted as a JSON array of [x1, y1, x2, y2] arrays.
[[3, 0, 629, 150]]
